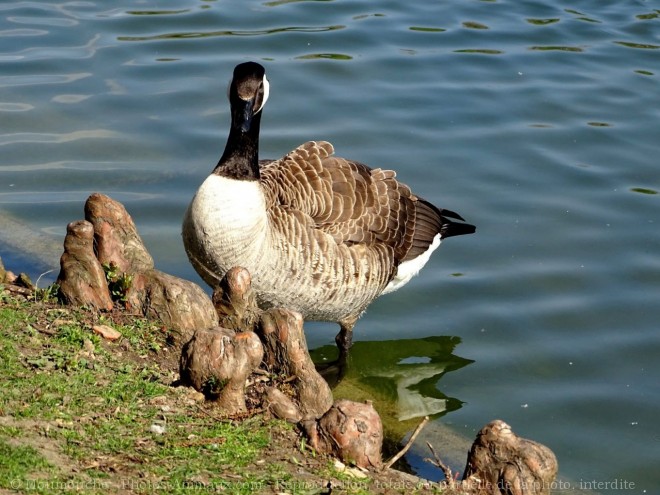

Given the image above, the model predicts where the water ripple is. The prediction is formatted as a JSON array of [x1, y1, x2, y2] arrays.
[[0, 72, 91, 88], [0, 191, 156, 205], [117, 25, 345, 42], [125, 10, 192, 16], [630, 187, 658, 195], [0, 28, 48, 36], [454, 48, 503, 55], [614, 40, 660, 50], [529, 45, 584, 52], [0, 160, 109, 172], [295, 53, 352, 60], [51, 94, 92, 104], [0, 102, 34, 112], [462, 21, 489, 30], [409, 26, 446, 33], [635, 11, 659, 20], [8, 15, 78, 27], [263, 0, 334, 6], [526, 18, 560, 25], [1, 33, 103, 61], [0, 129, 120, 146], [1, 0, 658, 488]]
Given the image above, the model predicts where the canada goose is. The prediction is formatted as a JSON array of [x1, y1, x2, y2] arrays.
[[182, 62, 475, 354]]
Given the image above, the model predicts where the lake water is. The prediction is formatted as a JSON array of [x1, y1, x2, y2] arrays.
[[1, 0, 658, 492]]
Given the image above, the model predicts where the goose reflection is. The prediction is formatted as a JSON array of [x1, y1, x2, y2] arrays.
[[312, 335, 473, 422]]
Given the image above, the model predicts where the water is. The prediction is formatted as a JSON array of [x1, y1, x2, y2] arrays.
[[1, 0, 658, 491]]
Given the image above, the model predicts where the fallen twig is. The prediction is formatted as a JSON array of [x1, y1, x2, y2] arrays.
[[425, 441, 455, 486], [383, 415, 429, 470], [35, 269, 56, 292]]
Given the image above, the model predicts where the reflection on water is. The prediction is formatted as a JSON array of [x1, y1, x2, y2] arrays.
[[311, 337, 472, 439]]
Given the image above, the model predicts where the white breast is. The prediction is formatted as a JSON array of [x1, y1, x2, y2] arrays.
[[182, 175, 269, 283]]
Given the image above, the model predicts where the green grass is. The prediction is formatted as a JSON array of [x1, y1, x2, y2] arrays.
[[0, 289, 434, 494], [0, 295, 281, 494], [0, 439, 53, 481]]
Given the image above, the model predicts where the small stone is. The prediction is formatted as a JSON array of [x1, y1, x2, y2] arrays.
[[187, 474, 209, 486], [150, 423, 166, 435], [93, 324, 121, 341], [80, 338, 96, 359], [265, 387, 302, 423], [345, 467, 368, 479], [182, 389, 206, 404], [331, 460, 368, 479], [53, 318, 76, 327]]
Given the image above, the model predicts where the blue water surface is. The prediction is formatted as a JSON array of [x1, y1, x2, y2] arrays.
[[1, 1, 658, 491]]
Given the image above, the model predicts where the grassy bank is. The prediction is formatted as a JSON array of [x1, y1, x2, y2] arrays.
[[0, 286, 435, 495]]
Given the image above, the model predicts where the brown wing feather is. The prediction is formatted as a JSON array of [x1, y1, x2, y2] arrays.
[[260, 140, 455, 266]]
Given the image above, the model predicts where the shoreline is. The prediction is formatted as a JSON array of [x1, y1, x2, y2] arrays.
[[0, 218, 477, 475], [0, 201, 577, 493], [0, 209, 61, 281]]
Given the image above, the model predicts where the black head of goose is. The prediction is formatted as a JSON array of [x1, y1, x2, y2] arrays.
[[182, 61, 475, 354]]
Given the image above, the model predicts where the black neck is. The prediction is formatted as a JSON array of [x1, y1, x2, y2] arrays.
[[213, 112, 262, 180]]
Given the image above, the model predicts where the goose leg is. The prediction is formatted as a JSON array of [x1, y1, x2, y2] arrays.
[[335, 317, 357, 354], [316, 317, 357, 387]]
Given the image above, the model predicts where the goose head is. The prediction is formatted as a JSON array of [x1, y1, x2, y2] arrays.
[[228, 62, 270, 133], [215, 62, 270, 179]]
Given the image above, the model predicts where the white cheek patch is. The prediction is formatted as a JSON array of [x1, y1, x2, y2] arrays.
[[256, 75, 270, 113]]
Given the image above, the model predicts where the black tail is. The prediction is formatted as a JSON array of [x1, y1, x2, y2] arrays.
[[439, 207, 475, 238], [405, 200, 475, 261], [427, 204, 475, 239], [440, 217, 476, 239]]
